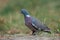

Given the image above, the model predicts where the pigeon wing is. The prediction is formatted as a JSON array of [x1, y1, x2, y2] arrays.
[[31, 17, 47, 30]]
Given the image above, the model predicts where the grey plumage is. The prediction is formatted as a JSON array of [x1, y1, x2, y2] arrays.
[[31, 17, 50, 32], [20, 9, 51, 35]]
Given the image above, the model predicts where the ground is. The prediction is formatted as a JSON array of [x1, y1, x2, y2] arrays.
[[0, 34, 60, 40]]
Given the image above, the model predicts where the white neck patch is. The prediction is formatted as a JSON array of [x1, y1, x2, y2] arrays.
[[26, 15, 30, 17]]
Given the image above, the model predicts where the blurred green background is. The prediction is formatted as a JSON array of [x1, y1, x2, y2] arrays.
[[0, 0, 60, 35]]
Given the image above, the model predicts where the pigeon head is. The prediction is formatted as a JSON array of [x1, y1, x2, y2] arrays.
[[21, 9, 30, 17]]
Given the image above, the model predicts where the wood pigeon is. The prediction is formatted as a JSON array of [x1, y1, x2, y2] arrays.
[[20, 9, 51, 35]]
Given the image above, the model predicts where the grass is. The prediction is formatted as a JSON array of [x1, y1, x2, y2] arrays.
[[0, 0, 60, 35]]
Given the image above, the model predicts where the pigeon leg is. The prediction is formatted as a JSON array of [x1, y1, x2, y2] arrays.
[[32, 31, 36, 35]]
